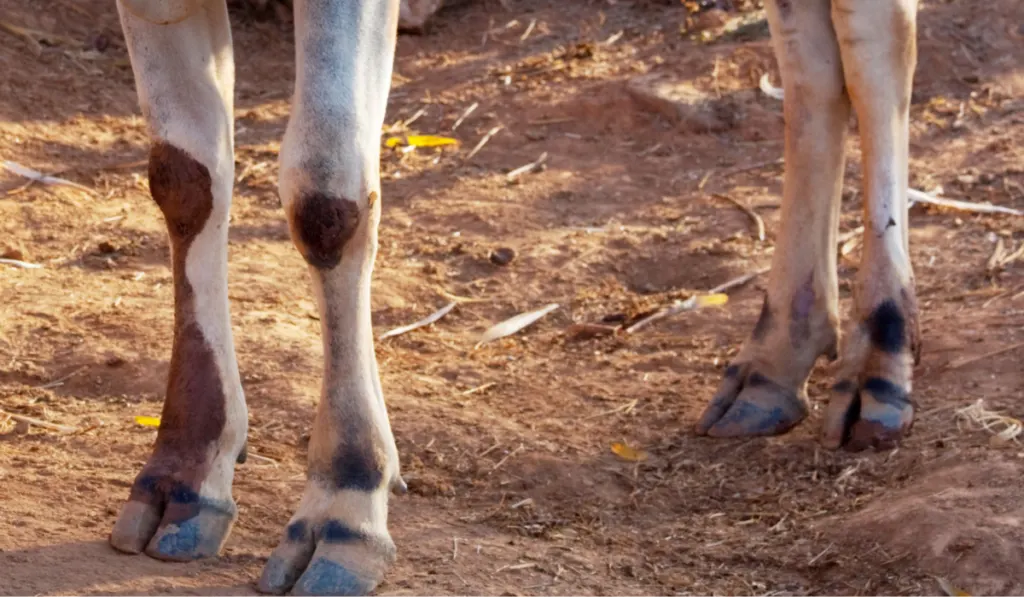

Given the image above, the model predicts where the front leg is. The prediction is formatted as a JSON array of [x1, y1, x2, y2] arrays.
[[696, 0, 847, 438], [822, 0, 921, 451], [110, 0, 247, 560], [257, 2, 402, 595]]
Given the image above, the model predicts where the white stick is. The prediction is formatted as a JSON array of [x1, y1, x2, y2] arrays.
[[0, 258, 43, 269], [2, 160, 95, 195], [907, 188, 1023, 216], [379, 302, 457, 340]]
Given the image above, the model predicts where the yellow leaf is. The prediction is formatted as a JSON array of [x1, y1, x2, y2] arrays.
[[407, 135, 459, 147], [386, 135, 459, 149], [134, 415, 160, 428], [694, 293, 729, 308], [610, 442, 648, 462]]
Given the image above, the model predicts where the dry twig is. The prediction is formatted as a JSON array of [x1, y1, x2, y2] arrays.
[[0, 411, 77, 434], [0, 258, 43, 269], [465, 125, 503, 161], [3, 160, 95, 196], [506, 152, 548, 183], [713, 193, 766, 241], [625, 267, 769, 334], [908, 188, 1023, 216], [944, 341, 1024, 371], [954, 399, 1022, 443], [451, 102, 479, 131]]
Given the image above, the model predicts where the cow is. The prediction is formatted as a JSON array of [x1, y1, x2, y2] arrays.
[[106, 0, 921, 594]]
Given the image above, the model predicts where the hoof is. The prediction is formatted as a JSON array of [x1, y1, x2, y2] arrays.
[[822, 377, 915, 451], [291, 557, 379, 596], [109, 476, 237, 561], [696, 366, 809, 438], [258, 519, 394, 596], [145, 498, 237, 561]]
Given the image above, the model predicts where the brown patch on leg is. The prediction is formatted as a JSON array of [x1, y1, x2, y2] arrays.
[[788, 273, 816, 349], [129, 142, 229, 514], [288, 192, 362, 270]]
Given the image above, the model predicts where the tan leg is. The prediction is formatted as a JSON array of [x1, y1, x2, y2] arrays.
[[109, 0, 248, 560], [821, 0, 920, 450], [256, 2, 403, 595], [696, 0, 848, 437]]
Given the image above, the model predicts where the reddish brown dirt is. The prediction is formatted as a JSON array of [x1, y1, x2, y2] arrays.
[[2, 0, 1024, 595]]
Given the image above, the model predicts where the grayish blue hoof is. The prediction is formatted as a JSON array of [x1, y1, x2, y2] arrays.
[[697, 370, 808, 437], [290, 557, 378, 596], [144, 500, 237, 561]]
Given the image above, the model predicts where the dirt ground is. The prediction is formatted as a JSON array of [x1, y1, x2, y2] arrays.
[[2, 0, 1024, 595]]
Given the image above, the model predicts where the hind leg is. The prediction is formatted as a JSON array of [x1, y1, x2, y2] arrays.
[[696, 0, 848, 438], [256, 2, 403, 595], [109, 0, 247, 560]]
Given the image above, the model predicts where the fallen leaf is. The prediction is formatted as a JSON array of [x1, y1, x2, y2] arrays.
[[134, 415, 160, 428], [610, 441, 648, 462], [693, 293, 729, 308], [476, 303, 559, 348], [379, 302, 457, 340], [385, 134, 459, 148]]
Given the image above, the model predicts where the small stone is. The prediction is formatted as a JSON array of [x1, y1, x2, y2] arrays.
[[489, 247, 516, 266], [98, 240, 118, 254], [105, 355, 126, 368]]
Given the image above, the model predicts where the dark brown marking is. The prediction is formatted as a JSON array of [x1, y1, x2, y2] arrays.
[[149, 143, 214, 243], [127, 142, 230, 519], [291, 192, 361, 269], [788, 274, 815, 348], [865, 299, 905, 354], [751, 295, 773, 342]]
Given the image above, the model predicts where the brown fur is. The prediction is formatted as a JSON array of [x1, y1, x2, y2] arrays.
[[127, 142, 228, 517], [289, 191, 362, 269]]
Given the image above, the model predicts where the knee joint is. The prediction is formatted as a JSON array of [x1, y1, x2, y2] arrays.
[[149, 142, 214, 244], [288, 191, 374, 270]]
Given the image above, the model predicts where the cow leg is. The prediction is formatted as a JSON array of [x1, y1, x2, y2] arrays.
[[109, 0, 247, 560], [256, 2, 402, 595], [696, 0, 848, 437], [821, 0, 920, 450]]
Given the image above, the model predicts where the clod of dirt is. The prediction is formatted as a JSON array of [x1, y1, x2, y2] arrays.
[[626, 74, 740, 133], [489, 247, 516, 266], [824, 458, 1024, 595], [405, 473, 455, 497], [97, 240, 118, 254], [686, 8, 730, 33], [565, 323, 618, 342], [1, 244, 26, 260]]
